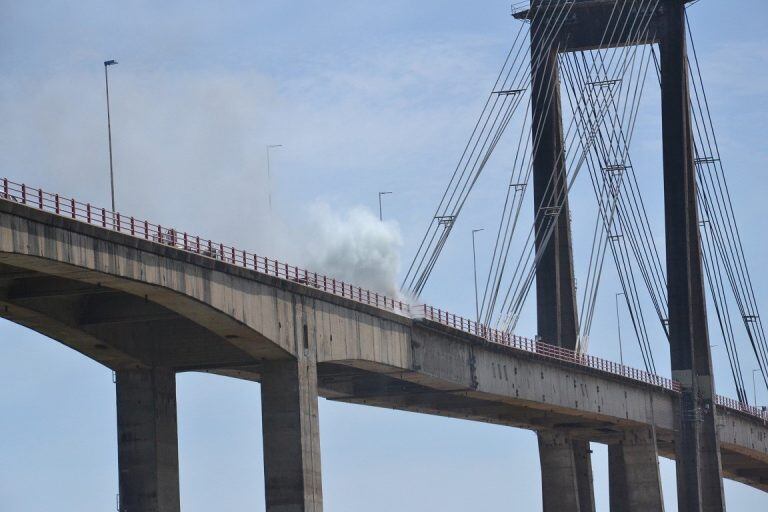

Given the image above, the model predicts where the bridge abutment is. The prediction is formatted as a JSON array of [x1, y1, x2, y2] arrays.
[[261, 358, 323, 512], [608, 428, 665, 512], [538, 432, 595, 512], [115, 367, 181, 512]]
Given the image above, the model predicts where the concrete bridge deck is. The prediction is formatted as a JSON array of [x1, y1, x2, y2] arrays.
[[1, 182, 767, 510]]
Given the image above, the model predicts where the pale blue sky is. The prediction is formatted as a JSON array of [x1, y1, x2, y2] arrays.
[[1, 1, 768, 510]]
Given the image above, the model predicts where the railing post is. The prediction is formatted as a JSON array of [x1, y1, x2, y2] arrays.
[[55, 194, 60, 214], [21, 184, 26, 204]]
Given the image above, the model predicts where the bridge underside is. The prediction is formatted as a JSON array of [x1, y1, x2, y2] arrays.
[[1, 258, 766, 494]]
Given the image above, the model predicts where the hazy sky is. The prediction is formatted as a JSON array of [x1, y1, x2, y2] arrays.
[[2, 1, 768, 510]]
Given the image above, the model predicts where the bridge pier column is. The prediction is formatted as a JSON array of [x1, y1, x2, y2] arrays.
[[261, 357, 323, 512], [538, 432, 595, 512], [115, 367, 180, 512], [608, 428, 664, 512]]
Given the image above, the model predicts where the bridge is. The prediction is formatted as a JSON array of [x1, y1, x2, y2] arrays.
[[1, 178, 767, 511], [4, 1, 768, 511]]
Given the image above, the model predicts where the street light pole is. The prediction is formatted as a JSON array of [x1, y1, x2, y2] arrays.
[[266, 145, 283, 212], [104, 59, 118, 212], [472, 229, 484, 323], [378, 191, 392, 221], [616, 292, 625, 365]]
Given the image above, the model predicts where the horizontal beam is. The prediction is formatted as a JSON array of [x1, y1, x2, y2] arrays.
[[515, 1, 665, 52]]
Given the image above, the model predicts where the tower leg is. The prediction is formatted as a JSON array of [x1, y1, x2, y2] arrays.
[[659, 1, 725, 510]]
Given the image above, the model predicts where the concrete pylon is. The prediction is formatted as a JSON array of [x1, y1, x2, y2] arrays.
[[608, 428, 665, 512], [659, 1, 726, 510], [261, 356, 323, 512], [538, 432, 595, 512], [115, 367, 180, 512]]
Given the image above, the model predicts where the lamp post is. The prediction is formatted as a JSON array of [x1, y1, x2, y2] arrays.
[[616, 292, 625, 365], [266, 144, 283, 212], [104, 59, 118, 212], [378, 191, 392, 221], [472, 229, 484, 323]]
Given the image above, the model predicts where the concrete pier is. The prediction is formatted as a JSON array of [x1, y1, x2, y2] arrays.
[[608, 428, 665, 512], [573, 440, 596, 512], [115, 367, 180, 512], [261, 357, 323, 512], [538, 432, 595, 512]]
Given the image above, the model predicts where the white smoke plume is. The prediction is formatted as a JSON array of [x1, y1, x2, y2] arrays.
[[301, 203, 402, 298]]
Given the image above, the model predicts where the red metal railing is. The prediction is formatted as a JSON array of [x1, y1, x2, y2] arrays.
[[2, 178, 766, 423], [716, 395, 768, 422], [418, 305, 682, 392], [0, 178, 408, 313], [419, 304, 768, 422]]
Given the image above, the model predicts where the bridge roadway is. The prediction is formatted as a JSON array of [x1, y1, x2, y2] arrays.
[[1, 184, 767, 511]]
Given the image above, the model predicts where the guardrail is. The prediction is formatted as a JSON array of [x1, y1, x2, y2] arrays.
[[716, 395, 768, 422], [418, 304, 682, 392], [2, 177, 765, 423], [511, 1, 531, 16], [420, 305, 768, 421], [0, 178, 408, 314]]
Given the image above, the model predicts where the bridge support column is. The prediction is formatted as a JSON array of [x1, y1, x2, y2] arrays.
[[538, 432, 595, 512], [261, 357, 323, 512], [608, 428, 664, 512], [115, 367, 180, 512]]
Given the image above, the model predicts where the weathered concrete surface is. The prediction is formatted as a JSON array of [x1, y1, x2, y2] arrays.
[[538, 431, 583, 512], [261, 353, 323, 510], [609, 428, 665, 512], [2, 199, 768, 494], [116, 367, 180, 512], [573, 439, 596, 512]]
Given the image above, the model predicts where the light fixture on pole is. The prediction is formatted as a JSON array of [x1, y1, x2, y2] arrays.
[[378, 191, 392, 221], [472, 229, 484, 323], [104, 59, 118, 212], [615, 292, 626, 365], [266, 144, 283, 212]]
